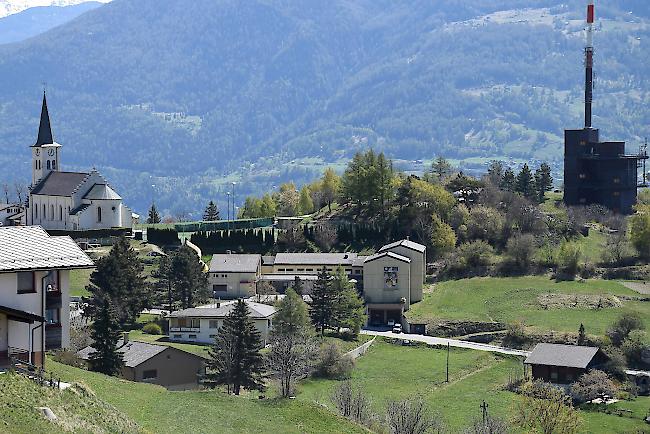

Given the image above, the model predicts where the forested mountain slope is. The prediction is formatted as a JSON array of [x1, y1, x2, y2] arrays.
[[0, 0, 648, 215]]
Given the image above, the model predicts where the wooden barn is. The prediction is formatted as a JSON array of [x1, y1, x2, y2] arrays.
[[524, 343, 609, 384]]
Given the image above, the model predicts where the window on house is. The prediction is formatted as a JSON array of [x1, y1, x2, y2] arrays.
[[209, 334, 218, 339], [209, 320, 219, 329], [579, 173, 586, 179], [213, 284, 227, 292], [142, 369, 157, 380], [190, 318, 201, 328], [613, 177, 621, 184], [46, 308, 60, 324], [188, 334, 197, 339], [613, 191, 620, 197], [17, 272, 35, 294], [173, 334, 182, 339], [97, 207, 102, 223]]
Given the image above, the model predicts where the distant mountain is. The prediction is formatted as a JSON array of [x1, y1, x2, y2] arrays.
[[0, 0, 109, 18], [0, 0, 648, 217], [0, 2, 103, 44]]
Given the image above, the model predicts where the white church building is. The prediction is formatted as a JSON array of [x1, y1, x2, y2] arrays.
[[26, 94, 135, 231]]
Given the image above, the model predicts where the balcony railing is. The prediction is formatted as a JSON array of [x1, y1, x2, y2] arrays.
[[169, 327, 200, 332]]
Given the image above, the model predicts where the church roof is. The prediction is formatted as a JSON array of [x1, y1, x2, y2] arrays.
[[33, 92, 54, 147], [31, 171, 88, 197], [83, 184, 122, 200]]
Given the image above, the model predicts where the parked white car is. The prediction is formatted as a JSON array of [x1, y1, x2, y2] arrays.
[[392, 324, 402, 334]]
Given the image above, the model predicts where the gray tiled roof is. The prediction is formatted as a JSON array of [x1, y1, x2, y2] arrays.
[[274, 252, 357, 266], [379, 239, 426, 253], [83, 184, 122, 200], [262, 255, 275, 266], [30, 171, 89, 197], [77, 339, 189, 368], [365, 251, 411, 263], [170, 300, 276, 319], [0, 226, 94, 272], [209, 254, 261, 273], [352, 256, 367, 267], [524, 343, 600, 369]]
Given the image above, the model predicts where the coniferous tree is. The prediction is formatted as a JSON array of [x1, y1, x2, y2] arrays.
[[292, 275, 304, 296], [147, 203, 161, 224], [427, 156, 453, 184], [486, 160, 505, 186], [205, 300, 266, 395], [500, 168, 516, 192], [330, 267, 366, 338], [84, 237, 150, 326], [578, 323, 586, 346], [203, 201, 220, 221], [309, 267, 334, 336], [170, 245, 210, 308], [515, 164, 536, 199], [88, 295, 123, 376], [534, 162, 553, 202]]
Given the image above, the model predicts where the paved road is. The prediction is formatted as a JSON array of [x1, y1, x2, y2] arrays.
[[361, 329, 531, 357]]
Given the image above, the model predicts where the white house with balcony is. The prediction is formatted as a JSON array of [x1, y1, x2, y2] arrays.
[[168, 300, 276, 346], [25, 93, 135, 232], [0, 226, 93, 367]]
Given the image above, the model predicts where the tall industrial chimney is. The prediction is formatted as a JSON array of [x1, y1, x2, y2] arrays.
[[584, 1, 595, 128]]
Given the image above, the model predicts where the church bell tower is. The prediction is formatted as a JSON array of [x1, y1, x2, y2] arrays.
[[31, 92, 61, 186]]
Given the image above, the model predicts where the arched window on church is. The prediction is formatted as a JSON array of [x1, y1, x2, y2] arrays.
[[42, 204, 45, 220], [97, 207, 102, 223], [47, 160, 51, 170], [59, 205, 63, 221], [34, 205, 38, 220], [50, 205, 54, 220], [35, 160, 38, 170], [52, 160, 56, 170]]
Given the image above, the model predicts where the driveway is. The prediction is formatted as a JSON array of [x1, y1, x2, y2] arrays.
[[361, 329, 531, 357]]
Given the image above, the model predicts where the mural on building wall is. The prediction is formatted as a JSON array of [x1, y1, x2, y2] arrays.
[[384, 266, 398, 288]]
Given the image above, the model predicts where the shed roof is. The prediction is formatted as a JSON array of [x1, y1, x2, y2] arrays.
[[170, 300, 276, 319], [0, 226, 94, 272], [77, 339, 202, 368], [274, 252, 357, 266], [379, 239, 426, 254], [30, 171, 88, 197], [209, 254, 261, 273], [524, 343, 602, 369], [83, 183, 122, 200]]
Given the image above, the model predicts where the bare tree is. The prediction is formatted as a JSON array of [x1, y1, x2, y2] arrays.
[[386, 398, 445, 434], [314, 223, 338, 251], [602, 231, 630, 266], [331, 380, 374, 426], [14, 182, 26, 204], [514, 381, 582, 434], [463, 416, 509, 434], [267, 332, 317, 397]]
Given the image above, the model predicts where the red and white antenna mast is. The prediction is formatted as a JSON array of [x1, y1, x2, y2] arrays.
[[585, 1, 595, 128]]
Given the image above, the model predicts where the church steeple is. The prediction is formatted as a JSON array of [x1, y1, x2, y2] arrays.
[[34, 91, 54, 147]]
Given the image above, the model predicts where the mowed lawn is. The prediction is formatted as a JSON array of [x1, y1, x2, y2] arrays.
[[407, 277, 650, 335], [298, 339, 650, 433], [48, 361, 366, 434]]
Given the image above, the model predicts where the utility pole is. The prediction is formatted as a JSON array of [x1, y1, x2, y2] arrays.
[[446, 342, 450, 383], [226, 191, 231, 231]]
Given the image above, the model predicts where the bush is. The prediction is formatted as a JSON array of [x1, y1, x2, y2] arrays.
[[557, 242, 581, 278], [142, 322, 163, 335], [600, 346, 628, 381], [570, 370, 617, 404], [505, 233, 536, 270], [467, 206, 504, 245], [621, 330, 650, 369], [606, 312, 645, 346], [314, 343, 354, 379], [502, 320, 528, 349], [458, 240, 494, 267], [50, 349, 86, 368], [579, 261, 597, 279]]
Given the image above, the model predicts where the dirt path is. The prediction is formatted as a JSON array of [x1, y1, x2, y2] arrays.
[[619, 281, 650, 295]]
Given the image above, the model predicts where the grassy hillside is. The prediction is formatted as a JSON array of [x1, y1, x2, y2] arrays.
[[0, 371, 140, 434], [48, 361, 366, 434], [299, 339, 650, 433], [407, 277, 650, 335]]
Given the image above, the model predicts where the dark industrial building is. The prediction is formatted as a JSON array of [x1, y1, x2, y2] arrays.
[[563, 1, 647, 214]]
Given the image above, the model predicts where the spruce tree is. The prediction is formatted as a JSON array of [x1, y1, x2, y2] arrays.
[[203, 201, 220, 221], [292, 275, 304, 296], [84, 236, 150, 326], [578, 323, 586, 346], [205, 300, 266, 395], [330, 267, 366, 338], [534, 162, 553, 202], [309, 267, 334, 336], [515, 164, 536, 199], [500, 168, 516, 192], [170, 245, 210, 308], [147, 203, 161, 224], [428, 156, 453, 184], [88, 295, 123, 376]]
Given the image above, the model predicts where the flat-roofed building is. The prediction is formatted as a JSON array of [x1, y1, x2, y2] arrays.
[[272, 252, 357, 276], [208, 254, 261, 299]]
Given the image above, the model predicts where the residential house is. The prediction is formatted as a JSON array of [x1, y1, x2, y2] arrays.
[[168, 300, 276, 345], [0, 203, 25, 226], [208, 254, 261, 299], [78, 335, 205, 389], [0, 226, 93, 366], [524, 343, 609, 384]]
